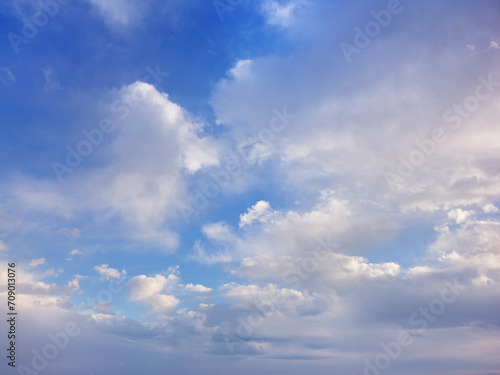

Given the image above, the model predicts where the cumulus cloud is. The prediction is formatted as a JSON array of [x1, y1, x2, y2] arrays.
[[128, 274, 180, 311], [191, 190, 398, 264], [3, 82, 221, 251], [0, 260, 79, 303], [1, 1, 499, 374], [222, 283, 328, 317], [210, 3, 500, 218]]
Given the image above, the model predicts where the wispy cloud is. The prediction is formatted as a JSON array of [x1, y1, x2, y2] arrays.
[[29, 257, 45, 267]]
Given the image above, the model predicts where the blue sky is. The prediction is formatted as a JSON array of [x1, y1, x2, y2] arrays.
[[1, 0, 500, 374]]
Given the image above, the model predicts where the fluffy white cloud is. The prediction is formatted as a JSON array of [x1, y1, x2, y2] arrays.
[[239, 200, 276, 227], [128, 274, 180, 311], [198, 5, 500, 366], [2, 2, 499, 374], [210, 3, 500, 218], [222, 283, 329, 317], [3, 82, 221, 251], [191, 191, 398, 264]]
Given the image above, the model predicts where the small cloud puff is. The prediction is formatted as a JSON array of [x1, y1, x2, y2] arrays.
[[94, 264, 127, 280], [29, 258, 46, 267], [66, 249, 83, 261], [239, 201, 276, 227]]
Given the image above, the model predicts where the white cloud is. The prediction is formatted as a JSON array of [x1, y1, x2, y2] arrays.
[[261, 0, 307, 28], [236, 252, 401, 291], [228, 59, 252, 81], [210, 7, 500, 218], [488, 40, 500, 50], [0, 240, 7, 251], [239, 200, 276, 227], [202, 222, 235, 242], [94, 264, 126, 280], [188, 241, 234, 265], [447, 208, 471, 224], [66, 249, 83, 261], [222, 283, 328, 317], [0, 261, 79, 301], [4, 82, 221, 251], [128, 274, 179, 311], [1, 2, 499, 373], [191, 190, 398, 264], [28, 258, 45, 267], [483, 203, 499, 213], [166, 8, 500, 366], [185, 283, 213, 293]]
